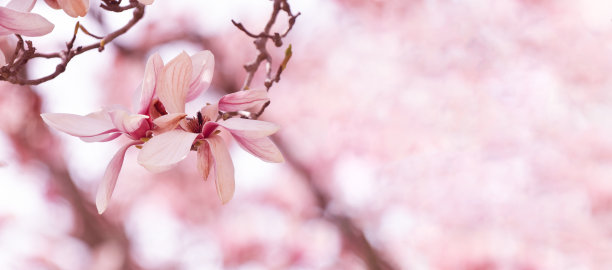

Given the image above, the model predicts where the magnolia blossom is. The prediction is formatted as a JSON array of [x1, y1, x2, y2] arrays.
[[0, 0, 54, 37], [136, 52, 284, 204], [41, 50, 215, 214], [44, 0, 89, 18]]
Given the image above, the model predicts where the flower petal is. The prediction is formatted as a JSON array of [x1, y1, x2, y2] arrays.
[[108, 109, 149, 139], [158, 51, 192, 114], [186, 50, 214, 101], [41, 113, 118, 137], [233, 136, 284, 163], [137, 52, 163, 115], [80, 132, 121, 142], [0, 49, 6, 66], [7, 0, 35, 12], [152, 112, 186, 133], [137, 129, 198, 173], [44, 0, 61, 9], [218, 89, 269, 112], [138, 0, 154, 5], [218, 118, 279, 139], [206, 135, 235, 204], [56, 0, 89, 17], [200, 104, 218, 122], [96, 141, 140, 214], [0, 6, 54, 36], [197, 141, 213, 181], [201, 121, 219, 138]]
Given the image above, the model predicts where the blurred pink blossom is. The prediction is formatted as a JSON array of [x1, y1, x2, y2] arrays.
[[44, 0, 89, 18], [0, 0, 53, 39]]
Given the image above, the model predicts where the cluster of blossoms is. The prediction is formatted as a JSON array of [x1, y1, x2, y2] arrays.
[[41, 51, 284, 214], [0, 0, 153, 38]]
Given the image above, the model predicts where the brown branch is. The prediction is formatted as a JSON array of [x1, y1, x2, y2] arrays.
[[0, 2, 146, 86], [233, 0, 300, 91]]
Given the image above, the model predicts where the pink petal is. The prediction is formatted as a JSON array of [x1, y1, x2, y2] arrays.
[[56, 0, 89, 17], [0, 49, 6, 66], [152, 112, 186, 133], [158, 52, 192, 114], [0, 6, 54, 36], [200, 104, 218, 122], [137, 129, 198, 173], [201, 121, 219, 138], [96, 141, 140, 214], [137, 52, 163, 115], [197, 141, 213, 181], [78, 110, 121, 142], [233, 136, 284, 163], [41, 113, 118, 137], [137, 0, 154, 4], [7, 0, 35, 12], [80, 132, 121, 142], [206, 135, 235, 204], [218, 118, 279, 139], [44, 0, 61, 9], [108, 110, 149, 139], [186, 50, 214, 101], [218, 89, 269, 112]]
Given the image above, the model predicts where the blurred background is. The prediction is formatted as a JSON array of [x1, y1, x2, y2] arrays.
[[2, 0, 612, 269]]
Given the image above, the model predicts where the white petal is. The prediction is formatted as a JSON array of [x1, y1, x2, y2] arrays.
[[137, 130, 198, 173], [41, 113, 117, 137], [96, 141, 140, 214], [206, 135, 235, 204]]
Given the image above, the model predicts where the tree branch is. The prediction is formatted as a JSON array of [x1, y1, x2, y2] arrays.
[[0, 2, 146, 86]]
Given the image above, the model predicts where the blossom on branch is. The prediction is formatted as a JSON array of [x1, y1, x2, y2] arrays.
[[40, 50, 282, 214], [0, 0, 53, 37], [137, 52, 283, 204], [44, 0, 89, 18]]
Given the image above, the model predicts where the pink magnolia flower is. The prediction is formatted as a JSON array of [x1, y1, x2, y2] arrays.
[[0, 0, 54, 37], [44, 0, 89, 18], [41, 50, 215, 214], [137, 52, 283, 204]]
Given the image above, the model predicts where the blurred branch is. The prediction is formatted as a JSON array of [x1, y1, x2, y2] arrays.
[[273, 137, 397, 270], [0, 1, 146, 86], [2, 84, 141, 269]]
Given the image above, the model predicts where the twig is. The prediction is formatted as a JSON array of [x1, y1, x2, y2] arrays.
[[232, 0, 300, 91], [0, 2, 146, 85]]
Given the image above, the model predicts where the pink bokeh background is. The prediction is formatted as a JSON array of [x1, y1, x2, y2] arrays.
[[2, 0, 612, 269]]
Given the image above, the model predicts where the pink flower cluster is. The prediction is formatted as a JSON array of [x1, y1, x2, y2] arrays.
[[41, 51, 284, 214]]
